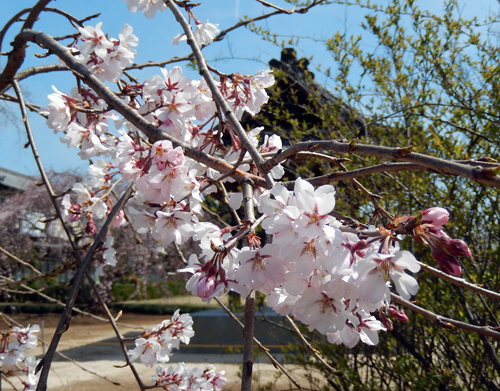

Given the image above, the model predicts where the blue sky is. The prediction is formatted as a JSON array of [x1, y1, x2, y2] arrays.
[[1, 0, 499, 176]]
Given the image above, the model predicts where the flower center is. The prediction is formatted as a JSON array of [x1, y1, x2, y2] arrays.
[[377, 260, 392, 281]]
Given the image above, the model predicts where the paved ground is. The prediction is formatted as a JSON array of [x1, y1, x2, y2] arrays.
[[1, 311, 321, 390]]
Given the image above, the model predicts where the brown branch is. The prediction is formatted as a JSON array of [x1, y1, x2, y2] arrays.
[[0, 275, 143, 329], [391, 293, 500, 339], [201, 204, 231, 227], [0, 0, 53, 91], [0, 92, 42, 112], [54, 349, 123, 386], [222, 214, 266, 251], [218, 181, 241, 225], [294, 151, 351, 165], [338, 161, 394, 220], [126, 54, 195, 71], [125, 2, 324, 72], [85, 273, 147, 390], [199, 148, 247, 194], [265, 140, 500, 188], [166, 0, 275, 188], [35, 185, 133, 391], [241, 178, 256, 391], [41, 8, 99, 29], [0, 262, 74, 289], [280, 162, 423, 188], [241, 292, 255, 391]]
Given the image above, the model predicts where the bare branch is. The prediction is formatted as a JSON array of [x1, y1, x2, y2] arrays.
[[265, 140, 500, 188], [418, 261, 500, 301], [0, 0, 53, 91], [391, 293, 500, 339], [0, 246, 42, 276], [214, 0, 327, 44]]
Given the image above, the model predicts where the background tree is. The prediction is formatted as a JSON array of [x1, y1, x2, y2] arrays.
[[244, 1, 500, 389]]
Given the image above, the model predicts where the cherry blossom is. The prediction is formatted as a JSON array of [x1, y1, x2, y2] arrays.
[[173, 21, 219, 47], [356, 250, 420, 303]]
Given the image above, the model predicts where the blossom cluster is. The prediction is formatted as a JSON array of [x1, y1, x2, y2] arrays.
[[127, 310, 194, 366], [0, 325, 41, 390], [76, 22, 138, 82], [127, 310, 226, 391], [37, 3, 473, 351], [153, 363, 226, 391], [181, 179, 421, 347], [40, 20, 276, 275]]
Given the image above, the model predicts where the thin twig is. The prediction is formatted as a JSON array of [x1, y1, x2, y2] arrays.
[[199, 148, 247, 194], [255, 0, 295, 13], [85, 273, 147, 390], [391, 293, 500, 339], [285, 315, 338, 375], [0, 92, 42, 112], [218, 182, 241, 225], [173, 243, 188, 265], [338, 162, 394, 220], [0, 247, 41, 275], [201, 204, 231, 228], [1, 373, 20, 390], [418, 261, 500, 301], [222, 214, 266, 251], [54, 349, 123, 386], [0, 275, 143, 329]]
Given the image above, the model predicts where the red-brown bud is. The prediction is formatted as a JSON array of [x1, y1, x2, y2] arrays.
[[379, 311, 394, 331], [388, 305, 409, 322], [431, 247, 462, 276]]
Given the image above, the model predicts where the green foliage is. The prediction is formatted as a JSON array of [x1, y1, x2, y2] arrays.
[[248, 0, 500, 389], [111, 280, 136, 301], [111, 279, 187, 301]]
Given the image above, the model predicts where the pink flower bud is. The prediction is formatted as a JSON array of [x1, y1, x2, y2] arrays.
[[388, 305, 409, 322], [431, 247, 462, 276], [197, 275, 217, 298], [422, 207, 449, 228]]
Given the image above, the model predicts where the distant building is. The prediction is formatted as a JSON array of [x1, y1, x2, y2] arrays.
[[0, 166, 34, 204]]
